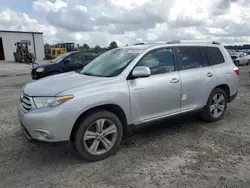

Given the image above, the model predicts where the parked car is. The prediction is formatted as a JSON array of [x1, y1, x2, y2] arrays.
[[18, 42, 239, 161], [31, 51, 98, 79], [230, 52, 250, 66]]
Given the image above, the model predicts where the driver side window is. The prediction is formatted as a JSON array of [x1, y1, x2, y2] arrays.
[[65, 53, 85, 64], [136, 48, 175, 75]]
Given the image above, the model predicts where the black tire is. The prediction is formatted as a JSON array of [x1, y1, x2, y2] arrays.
[[72, 110, 123, 161], [16, 53, 22, 63], [49, 71, 60, 75], [13, 52, 17, 62], [201, 88, 227, 122]]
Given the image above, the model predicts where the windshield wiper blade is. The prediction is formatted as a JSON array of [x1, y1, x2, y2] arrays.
[[82, 72, 95, 76]]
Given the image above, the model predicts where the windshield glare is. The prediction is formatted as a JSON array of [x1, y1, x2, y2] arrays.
[[51, 52, 72, 63], [80, 48, 141, 77]]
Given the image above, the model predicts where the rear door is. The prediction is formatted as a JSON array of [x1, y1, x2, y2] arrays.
[[176, 46, 217, 112]]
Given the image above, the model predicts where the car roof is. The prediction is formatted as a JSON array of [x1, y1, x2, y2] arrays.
[[121, 43, 223, 52]]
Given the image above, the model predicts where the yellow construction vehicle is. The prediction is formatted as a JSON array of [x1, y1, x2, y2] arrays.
[[13, 41, 34, 63], [50, 47, 67, 59], [50, 43, 75, 59]]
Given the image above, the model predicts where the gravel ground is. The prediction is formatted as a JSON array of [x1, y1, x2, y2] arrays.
[[0, 62, 250, 188]]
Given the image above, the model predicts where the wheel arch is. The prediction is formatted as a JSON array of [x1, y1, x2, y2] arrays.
[[70, 104, 128, 141], [213, 84, 230, 102]]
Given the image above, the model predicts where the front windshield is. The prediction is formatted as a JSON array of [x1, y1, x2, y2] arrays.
[[51, 52, 73, 63], [80, 48, 141, 77]]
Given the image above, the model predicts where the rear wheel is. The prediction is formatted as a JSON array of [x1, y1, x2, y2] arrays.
[[201, 88, 227, 122], [72, 110, 123, 161]]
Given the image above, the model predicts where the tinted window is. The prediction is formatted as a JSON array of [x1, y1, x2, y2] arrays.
[[200, 48, 209, 66], [65, 53, 85, 64], [176, 47, 202, 70], [137, 48, 175, 75], [206, 47, 225, 65]]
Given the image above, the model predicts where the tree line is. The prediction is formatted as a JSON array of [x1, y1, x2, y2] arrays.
[[78, 41, 118, 51], [45, 41, 119, 52]]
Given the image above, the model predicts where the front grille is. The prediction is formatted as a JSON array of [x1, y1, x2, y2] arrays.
[[20, 93, 32, 113]]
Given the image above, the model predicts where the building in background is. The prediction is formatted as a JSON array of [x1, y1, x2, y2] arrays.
[[0, 30, 45, 61]]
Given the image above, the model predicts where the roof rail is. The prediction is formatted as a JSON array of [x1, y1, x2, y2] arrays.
[[166, 40, 221, 45], [134, 41, 222, 46], [134, 42, 165, 45], [134, 43, 145, 45], [166, 40, 181, 44]]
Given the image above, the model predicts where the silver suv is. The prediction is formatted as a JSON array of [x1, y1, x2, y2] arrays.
[[18, 42, 239, 161]]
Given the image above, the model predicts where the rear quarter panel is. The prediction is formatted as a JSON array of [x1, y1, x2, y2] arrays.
[[212, 47, 239, 96]]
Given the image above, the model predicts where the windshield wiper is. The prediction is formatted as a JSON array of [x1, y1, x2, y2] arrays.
[[82, 72, 96, 76]]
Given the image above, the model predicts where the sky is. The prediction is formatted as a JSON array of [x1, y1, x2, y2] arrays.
[[0, 0, 250, 47]]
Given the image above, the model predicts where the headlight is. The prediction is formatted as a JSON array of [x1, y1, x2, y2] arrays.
[[33, 95, 73, 108], [36, 67, 45, 72]]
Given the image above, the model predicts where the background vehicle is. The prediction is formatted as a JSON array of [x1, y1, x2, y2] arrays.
[[19, 42, 239, 161], [230, 52, 250, 66], [45, 43, 75, 59], [31, 51, 98, 79], [13, 41, 34, 63], [51, 47, 67, 59], [57, 42, 75, 52]]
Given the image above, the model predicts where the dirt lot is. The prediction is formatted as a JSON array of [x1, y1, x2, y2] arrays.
[[1, 61, 250, 188]]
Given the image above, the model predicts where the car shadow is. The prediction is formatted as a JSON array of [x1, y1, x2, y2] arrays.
[[21, 114, 208, 166]]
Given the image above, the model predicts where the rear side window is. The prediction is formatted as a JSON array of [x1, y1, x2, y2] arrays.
[[176, 47, 202, 70], [206, 47, 225, 65]]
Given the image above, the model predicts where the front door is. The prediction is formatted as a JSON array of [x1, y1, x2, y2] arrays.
[[64, 53, 85, 72], [128, 48, 181, 123]]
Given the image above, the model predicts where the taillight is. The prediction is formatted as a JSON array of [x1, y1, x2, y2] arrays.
[[233, 66, 240, 76]]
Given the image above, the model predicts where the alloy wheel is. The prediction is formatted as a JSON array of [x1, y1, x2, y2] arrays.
[[210, 94, 225, 118], [83, 118, 118, 155]]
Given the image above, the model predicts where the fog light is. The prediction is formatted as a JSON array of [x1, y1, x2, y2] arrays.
[[33, 129, 54, 139]]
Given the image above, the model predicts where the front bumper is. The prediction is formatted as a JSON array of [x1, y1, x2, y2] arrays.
[[31, 69, 46, 80], [18, 100, 76, 142]]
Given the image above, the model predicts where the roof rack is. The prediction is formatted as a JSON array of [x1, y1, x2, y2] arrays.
[[134, 42, 165, 45], [166, 40, 221, 45]]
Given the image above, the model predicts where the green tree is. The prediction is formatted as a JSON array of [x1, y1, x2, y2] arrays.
[[82, 43, 90, 50], [94, 45, 102, 51], [109, 41, 118, 49]]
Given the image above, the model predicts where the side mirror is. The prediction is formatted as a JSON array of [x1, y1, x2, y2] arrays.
[[64, 60, 70, 65], [132, 66, 151, 78]]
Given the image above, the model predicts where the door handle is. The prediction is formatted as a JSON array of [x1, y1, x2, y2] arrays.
[[206, 72, 214, 77], [170, 78, 180, 83]]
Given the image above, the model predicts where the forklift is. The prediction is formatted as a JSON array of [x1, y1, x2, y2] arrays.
[[13, 41, 34, 63]]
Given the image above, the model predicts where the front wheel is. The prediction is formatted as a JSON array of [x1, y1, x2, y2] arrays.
[[201, 88, 227, 122], [72, 110, 123, 161]]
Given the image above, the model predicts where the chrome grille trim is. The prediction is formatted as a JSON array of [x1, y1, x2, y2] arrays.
[[20, 93, 32, 113]]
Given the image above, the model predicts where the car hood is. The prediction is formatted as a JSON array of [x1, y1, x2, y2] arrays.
[[33, 62, 53, 69], [23, 72, 113, 96]]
